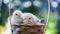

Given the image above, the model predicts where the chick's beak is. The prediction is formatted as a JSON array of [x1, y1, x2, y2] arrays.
[[18, 15, 21, 18]]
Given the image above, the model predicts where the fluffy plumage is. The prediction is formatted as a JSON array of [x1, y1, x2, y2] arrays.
[[11, 10, 23, 25], [23, 13, 41, 25]]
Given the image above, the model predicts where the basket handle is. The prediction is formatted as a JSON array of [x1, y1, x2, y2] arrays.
[[44, 0, 50, 34], [9, 0, 12, 34], [46, 0, 50, 26]]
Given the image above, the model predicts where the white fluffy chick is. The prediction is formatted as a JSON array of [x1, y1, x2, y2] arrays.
[[23, 13, 41, 25], [11, 10, 23, 25]]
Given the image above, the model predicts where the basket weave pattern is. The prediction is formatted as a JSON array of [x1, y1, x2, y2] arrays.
[[11, 24, 46, 34]]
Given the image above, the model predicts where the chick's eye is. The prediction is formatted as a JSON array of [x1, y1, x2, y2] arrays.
[[16, 14, 18, 16], [29, 17, 31, 19]]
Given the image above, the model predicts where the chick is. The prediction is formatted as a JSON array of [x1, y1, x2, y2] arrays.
[[11, 10, 23, 25], [23, 13, 41, 25]]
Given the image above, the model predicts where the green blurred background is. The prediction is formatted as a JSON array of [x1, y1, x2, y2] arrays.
[[0, 0, 60, 34]]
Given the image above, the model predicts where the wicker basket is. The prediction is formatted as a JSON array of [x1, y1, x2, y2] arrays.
[[11, 24, 46, 34]]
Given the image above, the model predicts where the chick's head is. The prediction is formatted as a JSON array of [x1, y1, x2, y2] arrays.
[[12, 10, 23, 19], [23, 13, 35, 24]]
